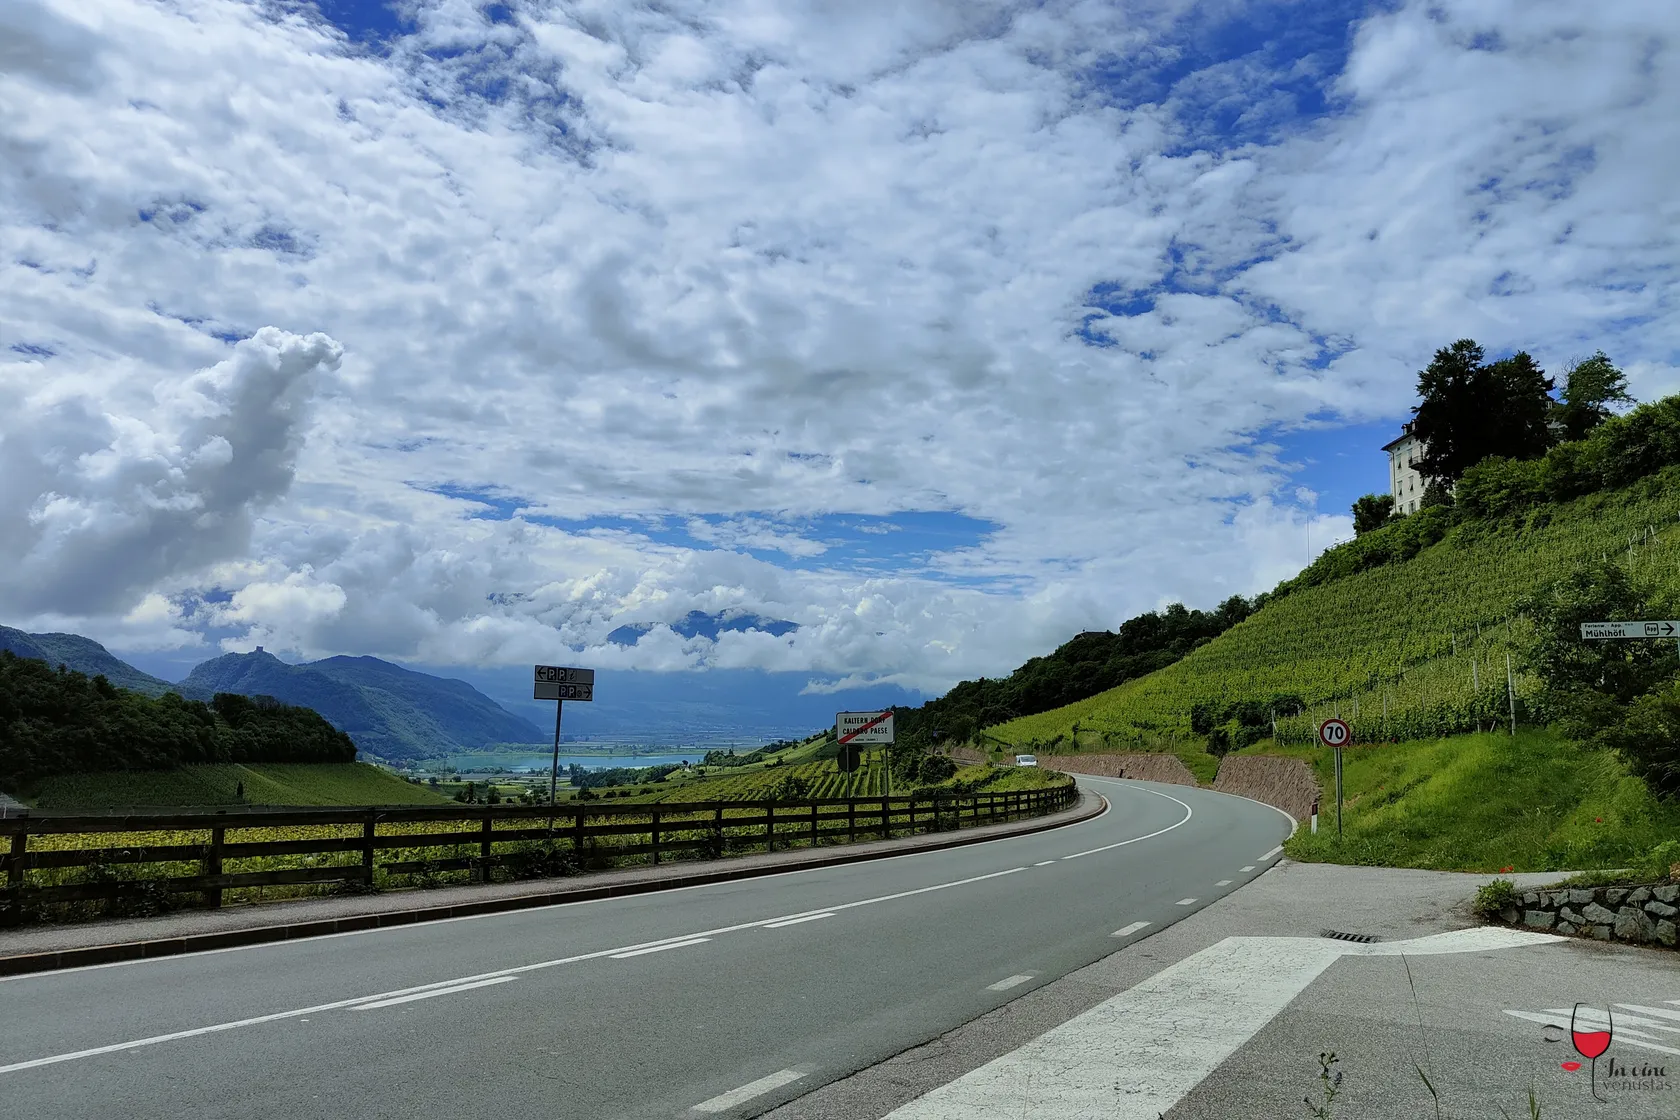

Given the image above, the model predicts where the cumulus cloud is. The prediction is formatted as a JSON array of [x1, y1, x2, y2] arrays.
[[0, 328, 341, 616], [0, 0, 1676, 693]]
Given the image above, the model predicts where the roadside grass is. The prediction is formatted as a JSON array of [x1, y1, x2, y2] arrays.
[[1277, 730, 1680, 873], [22, 763, 453, 809], [977, 732, 1222, 784]]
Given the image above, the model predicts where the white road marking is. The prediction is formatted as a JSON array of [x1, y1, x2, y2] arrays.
[[0, 794, 1115, 985], [987, 974, 1037, 992], [1111, 921, 1151, 938], [351, 976, 517, 1010], [1175, 898, 1197, 906], [1061, 787, 1193, 859], [692, 1068, 811, 1113], [0, 865, 1035, 1075], [884, 928, 1562, 1120], [1034, 860, 1056, 866], [764, 913, 834, 928], [1504, 1005, 1680, 1057], [1239, 865, 1256, 872], [1215, 880, 1233, 886], [1259, 846, 1283, 860], [609, 937, 712, 959]]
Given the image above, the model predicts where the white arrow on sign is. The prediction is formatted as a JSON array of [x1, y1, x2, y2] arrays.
[[534, 665, 595, 684], [1581, 621, 1680, 639]]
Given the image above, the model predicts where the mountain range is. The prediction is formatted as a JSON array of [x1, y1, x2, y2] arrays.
[[0, 625, 174, 696], [0, 628, 544, 762]]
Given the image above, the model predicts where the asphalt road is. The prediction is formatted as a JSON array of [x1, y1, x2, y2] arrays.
[[0, 777, 1290, 1120]]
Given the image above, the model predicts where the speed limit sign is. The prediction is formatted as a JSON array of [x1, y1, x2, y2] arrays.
[[1318, 718, 1350, 747]]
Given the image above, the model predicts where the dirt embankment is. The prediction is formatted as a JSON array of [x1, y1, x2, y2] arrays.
[[1211, 754, 1322, 823], [1032, 753, 1198, 787]]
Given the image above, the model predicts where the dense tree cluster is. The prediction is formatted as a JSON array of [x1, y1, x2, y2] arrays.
[[1522, 565, 1680, 798], [0, 652, 355, 791], [885, 596, 1257, 752]]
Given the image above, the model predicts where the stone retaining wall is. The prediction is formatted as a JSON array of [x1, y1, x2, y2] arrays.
[[1499, 883, 1679, 948], [1031, 752, 1198, 787], [1211, 755, 1321, 824]]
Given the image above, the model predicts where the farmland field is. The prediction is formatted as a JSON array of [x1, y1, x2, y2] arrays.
[[23, 763, 452, 809]]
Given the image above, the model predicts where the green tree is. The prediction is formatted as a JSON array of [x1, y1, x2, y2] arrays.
[[1411, 340, 1555, 484], [1351, 493, 1395, 535], [1553, 350, 1632, 440]]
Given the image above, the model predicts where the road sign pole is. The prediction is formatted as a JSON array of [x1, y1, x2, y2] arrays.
[[549, 700, 563, 806], [1334, 747, 1343, 840]]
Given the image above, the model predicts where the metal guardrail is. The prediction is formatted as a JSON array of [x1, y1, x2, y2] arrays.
[[0, 784, 1077, 918]]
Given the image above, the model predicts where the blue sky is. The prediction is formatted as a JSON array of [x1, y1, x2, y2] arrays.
[[3, 0, 1676, 710]]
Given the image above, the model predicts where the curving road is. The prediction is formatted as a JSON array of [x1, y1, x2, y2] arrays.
[[0, 777, 1291, 1120]]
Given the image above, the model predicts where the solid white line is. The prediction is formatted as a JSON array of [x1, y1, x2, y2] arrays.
[[987, 974, 1037, 992], [1215, 880, 1233, 887], [764, 913, 834, 928], [2, 794, 1114, 985], [883, 928, 1562, 1120], [692, 1067, 811, 1113], [1240, 865, 1256, 872], [351, 976, 516, 1010], [1060, 786, 1193, 859], [1259, 846, 1283, 860], [609, 938, 711, 959], [1111, 921, 1151, 938]]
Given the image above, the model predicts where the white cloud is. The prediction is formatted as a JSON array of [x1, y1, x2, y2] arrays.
[[1, 0, 1676, 694]]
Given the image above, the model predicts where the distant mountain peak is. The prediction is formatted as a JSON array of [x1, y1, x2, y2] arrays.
[[0, 625, 175, 696], [608, 609, 799, 647]]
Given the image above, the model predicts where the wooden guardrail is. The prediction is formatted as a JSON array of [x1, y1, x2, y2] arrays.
[[0, 784, 1076, 920]]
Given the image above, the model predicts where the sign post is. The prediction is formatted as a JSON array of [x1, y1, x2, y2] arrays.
[[837, 711, 894, 799], [535, 666, 595, 805], [1319, 718, 1350, 840]]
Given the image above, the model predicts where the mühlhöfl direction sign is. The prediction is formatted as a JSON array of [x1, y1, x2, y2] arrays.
[[1581, 620, 1680, 639], [836, 711, 894, 745]]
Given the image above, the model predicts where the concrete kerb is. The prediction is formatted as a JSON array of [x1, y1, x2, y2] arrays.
[[0, 788, 1106, 978]]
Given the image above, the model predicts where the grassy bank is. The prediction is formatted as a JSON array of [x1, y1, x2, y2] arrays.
[[23, 762, 453, 809], [1275, 729, 1680, 872]]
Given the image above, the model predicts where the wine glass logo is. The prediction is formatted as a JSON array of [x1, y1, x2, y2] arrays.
[[1570, 1003, 1614, 1101]]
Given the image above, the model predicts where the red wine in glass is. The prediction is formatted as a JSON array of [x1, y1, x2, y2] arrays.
[[1571, 1003, 1613, 1101]]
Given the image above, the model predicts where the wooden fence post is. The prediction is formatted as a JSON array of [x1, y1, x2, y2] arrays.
[[361, 811, 377, 887], [908, 798, 917, 833], [847, 797, 857, 844], [880, 798, 889, 840], [5, 824, 28, 914], [479, 813, 494, 882], [205, 825, 225, 909], [650, 808, 661, 866], [714, 805, 724, 854], [574, 803, 586, 857], [765, 803, 775, 853], [810, 801, 818, 846]]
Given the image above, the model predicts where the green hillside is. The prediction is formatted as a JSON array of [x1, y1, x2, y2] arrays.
[[25, 762, 452, 809], [1273, 731, 1680, 874], [991, 466, 1680, 753], [0, 625, 173, 696]]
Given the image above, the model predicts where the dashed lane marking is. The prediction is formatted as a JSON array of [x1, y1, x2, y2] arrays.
[[1240, 865, 1256, 872], [1111, 921, 1151, 938], [1259, 846, 1283, 860], [1034, 861, 1055, 866], [1175, 898, 1197, 906], [609, 937, 711, 959], [987, 974, 1037, 992], [1215, 880, 1233, 886], [765, 913, 834, 929], [352, 976, 517, 1010], [692, 1067, 813, 1113]]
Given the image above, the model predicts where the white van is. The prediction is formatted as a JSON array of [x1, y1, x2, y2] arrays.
[[1014, 754, 1038, 767]]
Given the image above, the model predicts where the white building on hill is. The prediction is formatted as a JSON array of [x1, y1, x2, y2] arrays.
[[1382, 423, 1427, 514]]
